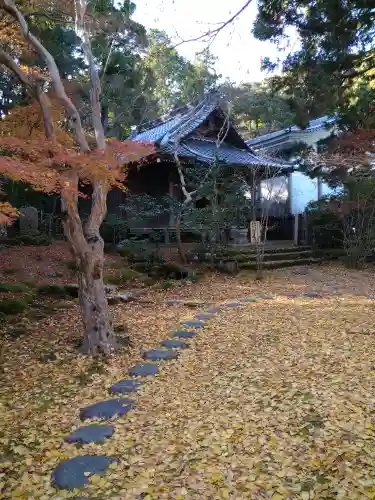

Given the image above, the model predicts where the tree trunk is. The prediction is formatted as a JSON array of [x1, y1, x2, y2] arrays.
[[77, 245, 118, 355], [101, 105, 109, 136], [175, 213, 187, 264]]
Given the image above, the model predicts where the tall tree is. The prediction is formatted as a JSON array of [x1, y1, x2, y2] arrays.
[[143, 29, 219, 117], [0, 0, 152, 355], [89, 0, 153, 138], [221, 80, 295, 137], [253, 0, 375, 126]]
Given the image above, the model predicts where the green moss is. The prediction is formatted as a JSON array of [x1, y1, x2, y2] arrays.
[[104, 261, 124, 270], [0, 283, 29, 293], [104, 268, 141, 285], [6, 325, 30, 338], [2, 268, 17, 275], [0, 298, 28, 315], [65, 260, 78, 271]]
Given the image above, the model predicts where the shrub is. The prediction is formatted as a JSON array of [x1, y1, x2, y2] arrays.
[[2, 232, 53, 247], [116, 239, 163, 267], [37, 284, 78, 298], [0, 298, 28, 315]]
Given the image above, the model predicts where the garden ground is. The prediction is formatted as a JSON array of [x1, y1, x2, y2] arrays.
[[1, 259, 375, 499]]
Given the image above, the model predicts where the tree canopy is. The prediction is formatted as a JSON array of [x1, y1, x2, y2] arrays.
[[253, 0, 375, 127]]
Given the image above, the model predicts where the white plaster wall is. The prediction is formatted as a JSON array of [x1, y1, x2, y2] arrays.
[[290, 172, 340, 214]]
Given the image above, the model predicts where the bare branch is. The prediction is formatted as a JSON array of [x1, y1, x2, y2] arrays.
[[173, 0, 252, 48]]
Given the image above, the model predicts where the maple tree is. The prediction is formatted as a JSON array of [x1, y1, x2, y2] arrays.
[[0, 0, 153, 354]]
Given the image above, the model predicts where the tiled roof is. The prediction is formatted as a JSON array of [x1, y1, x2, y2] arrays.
[[132, 92, 288, 169], [246, 115, 337, 150], [163, 138, 284, 167]]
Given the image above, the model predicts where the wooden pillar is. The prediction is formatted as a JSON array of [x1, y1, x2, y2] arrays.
[[317, 176, 323, 200], [287, 171, 293, 215], [294, 213, 299, 245]]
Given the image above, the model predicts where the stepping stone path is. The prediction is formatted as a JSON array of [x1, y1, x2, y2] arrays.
[[52, 456, 118, 489], [303, 291, 321, 298], [195, 313, 213, 320], [143, 349, 179, 361], [52, 290, 334, 492], [129, 363, 159, 377], [160, 339, 188, 349], [172, 330, 196, 339], [205, 306, 220, 313], [80, 398, 135, 421], [110, 379, 143, 394], [183, 320, 204, 328], [65, 424, 114, 444]]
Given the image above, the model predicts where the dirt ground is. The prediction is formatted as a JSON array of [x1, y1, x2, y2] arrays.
[[1, 260, 375, 498]]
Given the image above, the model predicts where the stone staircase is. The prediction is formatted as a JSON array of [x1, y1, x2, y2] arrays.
[[220, 245, 321, 271]]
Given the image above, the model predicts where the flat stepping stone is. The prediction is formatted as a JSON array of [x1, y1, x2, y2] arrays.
[[52, 455, 118, 489], [172, 330, 196, 339], [110, 379, 143, 394], [225, 302, 242, 307], [302, 291, 321, 298], [184, 300, 205, 308], [80, 398, 134, 421], [183, 320, 204, 328], [205, 306, 220, 313], [195, 313, 213, 320], [242, 298, 257, 302], [165, 299, 182, 305], [143, 349, 179, 361], [257, 295, 275, 300], [160, 339, 188, 349], [129, 363, 159, 377], [65, 424, 114, 444]]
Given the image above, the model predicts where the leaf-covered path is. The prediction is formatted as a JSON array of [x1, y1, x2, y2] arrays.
[[2, 265, 375, 498], [89, 294, 375, 499]]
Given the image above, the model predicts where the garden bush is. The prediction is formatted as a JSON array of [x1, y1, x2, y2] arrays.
[[2, 232, 53, 246], [0, 298, 28, 315], [37, 284, 78, 298]]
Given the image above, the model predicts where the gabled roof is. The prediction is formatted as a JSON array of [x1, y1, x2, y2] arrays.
[[246, 115, 337, 152], [131, 92, 288, 169]]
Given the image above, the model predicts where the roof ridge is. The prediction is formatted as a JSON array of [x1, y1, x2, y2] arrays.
[[136, 91, 219, 133]]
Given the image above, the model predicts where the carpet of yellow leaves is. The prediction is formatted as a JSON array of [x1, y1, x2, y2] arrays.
[[1, 263, 375, 499]]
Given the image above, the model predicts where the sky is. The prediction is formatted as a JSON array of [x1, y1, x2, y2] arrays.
[[133, 0, 297, 84]]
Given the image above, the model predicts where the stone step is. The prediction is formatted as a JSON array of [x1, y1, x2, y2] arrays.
[[52, 455, 118, 489], [143, 349, 179, 361], [79, 399, 135, 421], [240, 257, 322, 270], [64, 424, 114, 444], [239, 250, 313, 263], [110, 379, 144, 394], [224, 245, 312, 256]]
